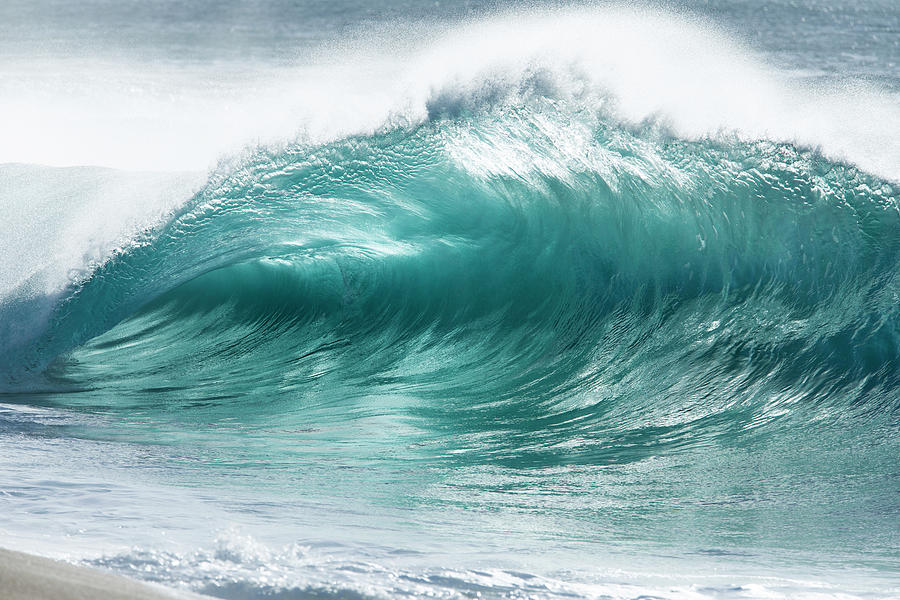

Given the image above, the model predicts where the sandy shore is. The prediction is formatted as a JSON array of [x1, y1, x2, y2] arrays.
[[0, 548, 208, 600]]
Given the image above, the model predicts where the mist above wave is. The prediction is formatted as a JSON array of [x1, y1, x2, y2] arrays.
[[0, 7, 897, 179]]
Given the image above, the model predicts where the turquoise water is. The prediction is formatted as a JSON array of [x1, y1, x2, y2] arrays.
[[1, 2, 899, 598]]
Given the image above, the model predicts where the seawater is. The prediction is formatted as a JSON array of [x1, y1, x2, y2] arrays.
[[1, 1, 899, 598]]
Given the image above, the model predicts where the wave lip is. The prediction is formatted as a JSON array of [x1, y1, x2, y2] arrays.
[[1, 7, 899, 179]]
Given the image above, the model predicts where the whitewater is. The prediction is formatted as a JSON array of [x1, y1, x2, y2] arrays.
[[1, 1, 899, 599]]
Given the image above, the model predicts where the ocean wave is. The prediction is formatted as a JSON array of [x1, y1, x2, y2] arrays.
[[2, 7, 900, 599], [2, 96, 897, 461]]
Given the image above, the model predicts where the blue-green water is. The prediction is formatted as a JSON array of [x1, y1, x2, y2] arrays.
[[1, 2, 899, 599]]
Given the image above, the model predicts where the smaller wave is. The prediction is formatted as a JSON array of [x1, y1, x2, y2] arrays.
[[84, 531, 896, 600]]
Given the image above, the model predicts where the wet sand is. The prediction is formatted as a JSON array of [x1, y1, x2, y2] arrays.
[[0, 548, 208, 600]]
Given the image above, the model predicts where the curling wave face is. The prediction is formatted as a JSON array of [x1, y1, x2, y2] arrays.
[[4, 94, 900, 443]]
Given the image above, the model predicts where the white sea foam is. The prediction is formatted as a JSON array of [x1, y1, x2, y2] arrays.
[[0, 7, 897, 178], [0, 164, 203, 298], [82, 531, 900, 600]]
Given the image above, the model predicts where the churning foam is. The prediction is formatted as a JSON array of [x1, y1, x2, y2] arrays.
[[0, 6, 897, 179]]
